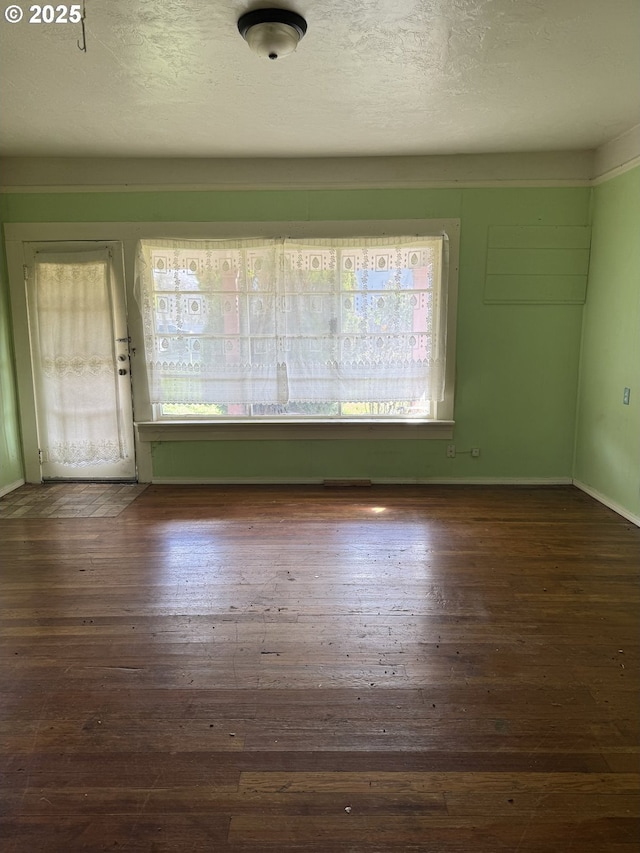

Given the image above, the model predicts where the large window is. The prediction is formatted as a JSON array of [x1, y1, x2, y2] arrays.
[[135, 234, 452, 421]]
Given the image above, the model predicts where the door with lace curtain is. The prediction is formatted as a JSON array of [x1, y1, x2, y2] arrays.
[[26, 244, 136, 480]]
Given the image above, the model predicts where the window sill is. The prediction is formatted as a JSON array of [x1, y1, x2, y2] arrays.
[[136, 419, 454, 442]]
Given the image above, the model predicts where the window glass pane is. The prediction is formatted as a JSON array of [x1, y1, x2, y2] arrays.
[[136, 236, 447, 421]]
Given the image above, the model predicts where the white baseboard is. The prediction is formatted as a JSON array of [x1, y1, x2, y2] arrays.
[[573, 480, 640, 527], [153, 477, 324, 485], [379, 477, 573, 485], [0, 478, 25, 498], [152, 476, 573, 486]]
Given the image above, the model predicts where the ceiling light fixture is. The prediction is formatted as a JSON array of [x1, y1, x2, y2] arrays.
[[237, 8, 307, 60]]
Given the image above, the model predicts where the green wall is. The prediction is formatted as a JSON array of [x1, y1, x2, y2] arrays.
[[0, 232, 23, 492], [1, 184, 591, 483], [574, 166, 640, 519]]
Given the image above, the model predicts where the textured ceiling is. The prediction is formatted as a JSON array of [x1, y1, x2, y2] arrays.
[[0, 0, 638, 158]]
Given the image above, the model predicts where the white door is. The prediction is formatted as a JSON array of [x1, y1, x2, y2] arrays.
[[26, 243, 136, 480]]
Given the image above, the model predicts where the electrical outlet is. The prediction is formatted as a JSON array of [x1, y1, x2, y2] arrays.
[[447, 444, 456, 458], [623, 387, 631, 405], [471, 447, 480, 458]]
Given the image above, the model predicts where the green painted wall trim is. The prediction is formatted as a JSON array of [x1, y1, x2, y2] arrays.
[[0, 232, 24, 490], [574, 166, 640, 520], [484, 275, 587, 304], [0, 188, 462, 223]]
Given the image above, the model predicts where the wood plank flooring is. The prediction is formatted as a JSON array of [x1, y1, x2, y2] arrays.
[[1, 484, 638, 852], [0, 483, 148, 519]]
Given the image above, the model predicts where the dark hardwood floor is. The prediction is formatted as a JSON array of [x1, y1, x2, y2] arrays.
[[1, 484, 638, 852]]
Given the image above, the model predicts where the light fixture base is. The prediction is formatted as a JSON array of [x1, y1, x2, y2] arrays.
[[238, 8, 307, 60]]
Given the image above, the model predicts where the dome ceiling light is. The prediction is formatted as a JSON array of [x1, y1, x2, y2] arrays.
[[237, 8, 307, 60]]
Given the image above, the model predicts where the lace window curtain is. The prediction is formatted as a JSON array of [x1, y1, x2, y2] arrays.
[[135, 236, 447, 416], [30, 251, 129, 467]]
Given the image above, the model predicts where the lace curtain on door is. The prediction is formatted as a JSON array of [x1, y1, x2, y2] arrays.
[[31, 251, 129, 466], [135, 236, 447, 417]]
